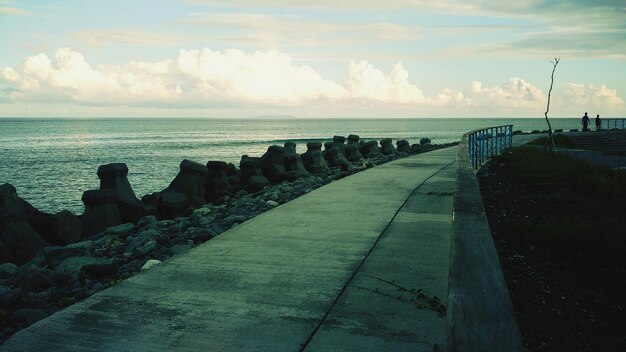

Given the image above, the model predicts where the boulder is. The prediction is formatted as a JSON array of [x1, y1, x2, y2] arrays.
[[97, 163, 139, 203], [347, 134, 360, 144], [257, 145, 287, 184], [0, 183, 48, 265], [420, 137, 432, 145], [0, 262, 18, 279], [324, 148, 350, 171], [140, 259, 162, 271], [28, 210, 81, 246], [284, 142, 310, 180], [43, 245, 90, 267], [396, 140, 411, 153], [300, 142, 330, 174], [380, 138, 396, 155], [81, 189, 123, 237], [345, 143, 363, 162], [167, 159, 208, 207], [205, 161, 231, 203], [332, 136, 347, 157], [246, 174, 271, 193], [359, 141, 382, 158], [158, 190, 190, 219], [239, 155, 260, 185], [100, 163, 152, 223]]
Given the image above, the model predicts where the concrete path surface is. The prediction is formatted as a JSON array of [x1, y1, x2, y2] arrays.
[[1, 147, 458, 352]]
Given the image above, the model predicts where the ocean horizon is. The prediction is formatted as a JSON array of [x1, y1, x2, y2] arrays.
[[1, 117, 579, 214]]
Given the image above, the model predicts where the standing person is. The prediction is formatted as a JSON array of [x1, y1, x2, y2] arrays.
[[582, 112, 590, 131], [595, 114, 601, 131]]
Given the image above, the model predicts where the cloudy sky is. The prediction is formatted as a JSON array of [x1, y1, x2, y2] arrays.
[[0, 0, 624, 118]]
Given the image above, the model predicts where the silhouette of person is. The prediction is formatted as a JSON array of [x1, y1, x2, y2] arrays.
[[581, 112, 590, 131], [595, 114, 601, 131]]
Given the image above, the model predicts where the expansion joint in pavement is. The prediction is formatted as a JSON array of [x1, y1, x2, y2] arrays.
[[299, 160, 456, 351]]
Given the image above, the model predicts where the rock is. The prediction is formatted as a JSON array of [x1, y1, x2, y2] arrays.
[[0, 285, 10, 296], [17, 264, 56, 291], [140, 259, 161, 271], [56, 256, 111, 274], [158, 190, 189, 219], [396, 140, 411, 153], [0, 183, 48, 265], [246, 174, 271, 193], [554, 129, 563, 133], [223, 215, 247, 225], [81, 261, 121, 280], [344, 143, 363, 162], [27, 210, 82, 246], [43, 245, 89, 266], [359, 141, 382, 158], [380, 138, 396, 155], [324, 148, 350, 170], [530, 130, 541, 134], [189, 231, 213, 244], [0, 263, 18, 279], [420, 137, 432, 145], [569, 128, 579, 132], [332, 136, 347, 157], [137, 215, 157, 228], [257, 145, 287, 183], [97, 163, 139, 203], [284, 142, 310, 180], [205, 161, 231, 203], [105, 222, 134, 237], [347, 134, 360, 144], [192, 207, 212, 216], [135, 240, 158, 256], [266, 200, 279, 208], [239, 155, 260, 185], [81, 189, 123, 237], [167, 159, 208, 207], [512, 130, 524, 135], [301, 142, 330, 174], [97, 163, 150, 224]]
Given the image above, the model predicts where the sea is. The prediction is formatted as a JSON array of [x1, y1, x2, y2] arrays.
[[0, 117, 579, 214]]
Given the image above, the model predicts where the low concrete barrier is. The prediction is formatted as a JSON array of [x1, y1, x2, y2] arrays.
[[447, 129, 523, 351]]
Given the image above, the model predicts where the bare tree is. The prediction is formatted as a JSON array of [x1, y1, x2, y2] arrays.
[[544, 58, 560, 152]]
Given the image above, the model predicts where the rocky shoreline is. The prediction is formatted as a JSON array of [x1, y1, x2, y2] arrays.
[[0, 135, 457, 343]]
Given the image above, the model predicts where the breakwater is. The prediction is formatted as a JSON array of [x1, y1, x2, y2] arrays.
[[0, 134, 457, 343]]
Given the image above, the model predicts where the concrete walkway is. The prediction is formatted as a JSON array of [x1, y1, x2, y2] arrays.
[[1, 147, 458, 352]]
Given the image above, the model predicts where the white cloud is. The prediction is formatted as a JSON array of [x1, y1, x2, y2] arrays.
[[2, 47, 623, 117], [470, 77, 546, 109], [0, 6, 31, 15], [177, 13, 421, 48], [71, 29, 183, 47], [562, 83, 624, 112]]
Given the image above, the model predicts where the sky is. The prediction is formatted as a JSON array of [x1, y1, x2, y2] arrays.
[[0, 0, 625, 118]]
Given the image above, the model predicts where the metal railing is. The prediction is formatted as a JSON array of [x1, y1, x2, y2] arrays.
[[601, 118, 626, 130], [467, 125, 513, 168]]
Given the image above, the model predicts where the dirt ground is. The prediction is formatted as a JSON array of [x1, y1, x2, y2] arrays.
[[477, 157, 626, 352]]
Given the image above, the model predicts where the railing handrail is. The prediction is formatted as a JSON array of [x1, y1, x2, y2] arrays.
[[466, 125, 513, 169], [601, 118, 626, 130]]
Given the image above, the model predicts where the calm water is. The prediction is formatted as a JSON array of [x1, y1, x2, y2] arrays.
[[0, 117, 578, 214]]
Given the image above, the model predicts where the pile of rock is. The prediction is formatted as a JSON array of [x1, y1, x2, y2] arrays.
[[0, 135, 455, 342]]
